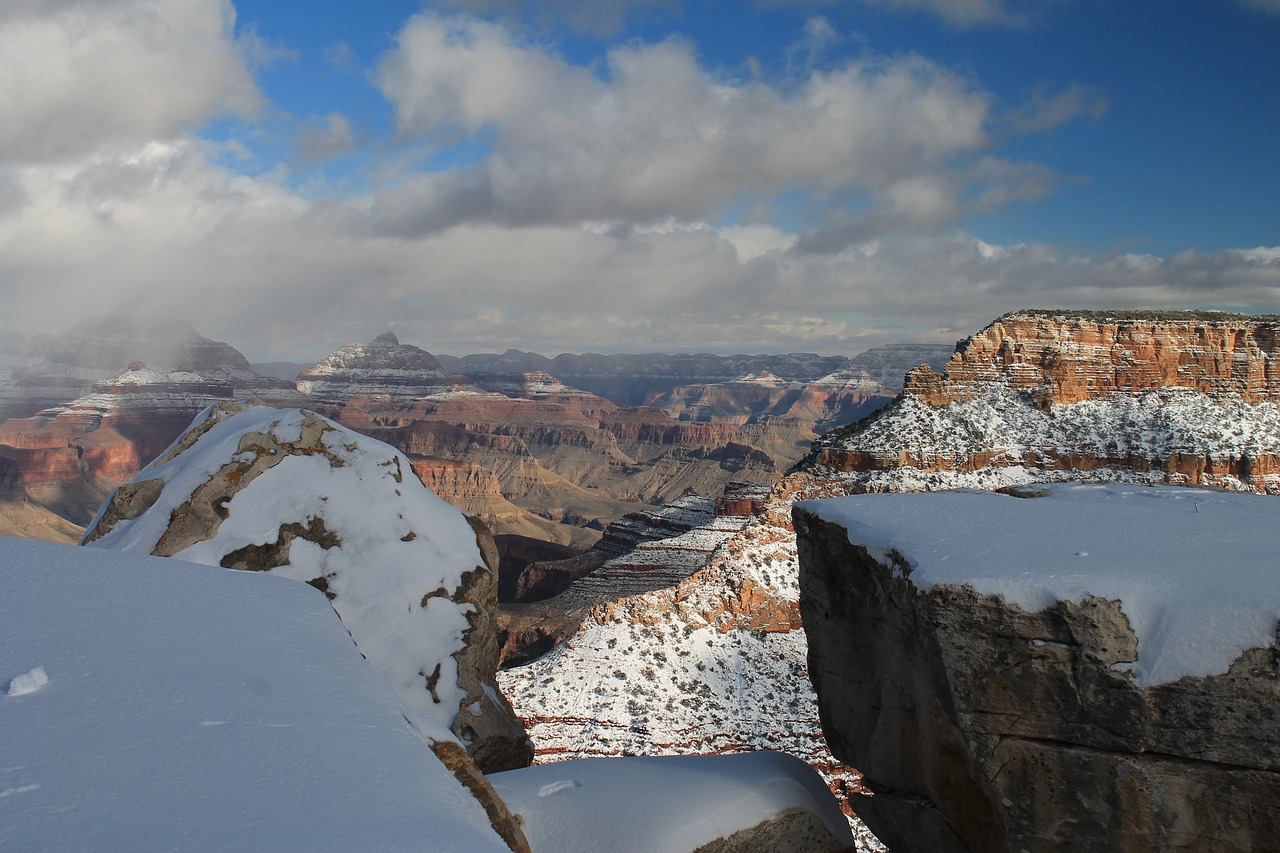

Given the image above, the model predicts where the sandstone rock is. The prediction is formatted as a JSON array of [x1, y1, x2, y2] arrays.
[[794, 490, 1280, 853], [804, 311, 1280, 494], [82, 401, 532, 774]]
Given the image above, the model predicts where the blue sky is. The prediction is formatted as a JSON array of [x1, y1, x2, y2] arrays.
[[1, 0, 1278, 360]]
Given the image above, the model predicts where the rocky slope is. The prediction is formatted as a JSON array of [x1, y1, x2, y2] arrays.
[[496, 483, 885, 850], [0, 365, 242, 523], [0, 321, 300, 527], [654, 368, 893, 455], [803, 311, 1280, 494], [302, 335, 792, 546], [82, 401, 532, 773], [495, 310, 1280, 853]]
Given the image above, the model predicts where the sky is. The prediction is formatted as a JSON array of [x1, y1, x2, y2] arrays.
[[1, 0, 1278, 362]]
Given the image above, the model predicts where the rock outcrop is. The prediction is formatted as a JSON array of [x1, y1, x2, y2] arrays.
[[804, 311, 1280, 494], [302, 335, 790, 545], [0, 366, 243, 523], [82, 401, 532, 774], [795, 485, 1280, 852], [908, 310, 1280, 405], [654, 369, 894, 454], [497, 484, 883, 850], [436, 350, 863, 407]]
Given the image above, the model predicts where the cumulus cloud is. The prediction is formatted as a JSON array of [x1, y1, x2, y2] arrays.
[[375, 15, 1009, 242], [1, 136, 1276, 360], [0, 0, 263, 164], [1, 5, 1274, 362], [1003, 84, 1108, 135]]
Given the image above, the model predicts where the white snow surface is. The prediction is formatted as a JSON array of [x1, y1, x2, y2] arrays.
[[0, 537, 508, 851], [800, 484, 1280, 686], [817, 385, 1280, 465], [84, 405, 487, 742], [491, 752, 852, 853]]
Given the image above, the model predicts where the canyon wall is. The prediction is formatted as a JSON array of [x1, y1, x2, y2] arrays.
[[804, 311, 1280, 494]]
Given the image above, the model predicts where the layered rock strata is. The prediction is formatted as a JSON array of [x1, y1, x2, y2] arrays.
[[497, 490, 883, 850], [82, 401, 532, 773], [305, 335, 788, 545], [794, 486, 1280, 852], [805, 311, 1280, 494]]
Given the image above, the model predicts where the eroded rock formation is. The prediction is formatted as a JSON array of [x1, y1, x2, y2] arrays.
[[804, 311, 1280, 494], [82, 401, 532, 774], [794, 488, 1280, 852]]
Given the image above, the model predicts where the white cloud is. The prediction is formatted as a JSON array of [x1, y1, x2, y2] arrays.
[[1, 138, 1276, 360], [0, 0, 263, 164], [376, 15, 1003, 239]]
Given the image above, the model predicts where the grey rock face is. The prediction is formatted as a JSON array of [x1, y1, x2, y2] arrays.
[[794, 506, 1280, 853]]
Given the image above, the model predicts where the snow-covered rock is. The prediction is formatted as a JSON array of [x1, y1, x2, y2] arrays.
[[82, 401, 532, 773], [491, 752, 853, 853], [795, 484, 1280, 852], [0, 537, 519, 851]]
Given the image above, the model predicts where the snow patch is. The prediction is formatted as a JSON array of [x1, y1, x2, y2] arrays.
[[4, 667, 48, 697], [801, 484, 1280, 687]]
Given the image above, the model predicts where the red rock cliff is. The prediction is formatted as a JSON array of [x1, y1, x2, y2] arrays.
[[803, 311, 1280, 495], [907, 310, 1280, 407]]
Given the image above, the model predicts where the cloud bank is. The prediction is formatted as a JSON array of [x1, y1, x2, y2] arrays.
[[0, 2, 1276, 361]]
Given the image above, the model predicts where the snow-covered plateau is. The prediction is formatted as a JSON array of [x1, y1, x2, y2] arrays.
[[801, 483, 1280, 687]]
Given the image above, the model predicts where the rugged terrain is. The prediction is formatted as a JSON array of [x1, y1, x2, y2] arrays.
[[804, 310, 1280, 493], [495, 309, 1280, 852], [436, 347, 950, 406], [0, 325, 942, 550], [797, 486, 1280, 852], [299, 333, 907, 548]]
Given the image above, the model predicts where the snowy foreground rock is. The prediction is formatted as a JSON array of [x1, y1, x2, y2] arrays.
[[81, 401, 531, 773], [795, 484, 1280, 852], [0, 538, 517, 851], [491, 752, 852, 853]]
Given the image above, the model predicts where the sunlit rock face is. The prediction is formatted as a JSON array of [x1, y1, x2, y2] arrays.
[[802, 310, 1280, 494], [296, 335, 789, 547], [82, 401, 532, 774], [795, 485, 1280, 853], [497, 484, 882, 850]]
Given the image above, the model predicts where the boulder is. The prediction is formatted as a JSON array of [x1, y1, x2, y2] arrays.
[[82, 400, 532, 774], [795, 485, 1280, 852]]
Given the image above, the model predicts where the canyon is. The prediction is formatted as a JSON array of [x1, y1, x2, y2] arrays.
[[493, 309, 1280, 852], [0, 324, 939, 551], [803, 310, 1280, 494], [5, 310, 1279, 850]]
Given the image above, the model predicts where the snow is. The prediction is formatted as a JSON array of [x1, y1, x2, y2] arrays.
[[491, 752, 852, 853], [5, 666, 48, 697], [800, 483, 1280, 687], [817, 385, 1280, 468], [0, 537, 509, 851], [84, 404, 488, 743]]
